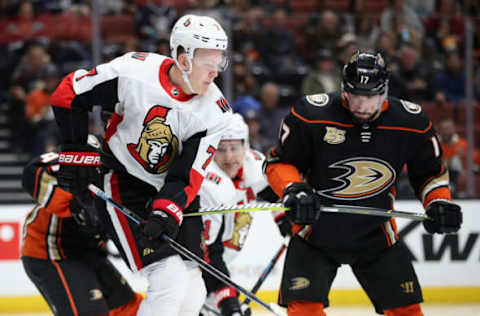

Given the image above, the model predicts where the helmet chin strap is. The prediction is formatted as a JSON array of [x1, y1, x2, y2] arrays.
[[174, 57, 196, 94]]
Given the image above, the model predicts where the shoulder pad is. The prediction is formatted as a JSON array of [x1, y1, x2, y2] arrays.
[[385, 97, 431, 131], [292, 92, 342, 121]]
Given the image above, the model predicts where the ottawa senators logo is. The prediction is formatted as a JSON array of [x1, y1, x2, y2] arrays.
[[127, 105, 179, 174], [319, 157, 396, 200]]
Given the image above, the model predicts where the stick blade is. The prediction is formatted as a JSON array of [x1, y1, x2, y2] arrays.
[[269, 303, 287, 316]]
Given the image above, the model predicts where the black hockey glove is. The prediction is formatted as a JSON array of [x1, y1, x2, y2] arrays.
[[143, 199, 182, 239], [423, 201, 462, 234], [274, 213, 292, 237], [57, 144, 101, 194], [283, 182, 321, 225], [219, 297, 243, 316], [69, 195, 102, 236]]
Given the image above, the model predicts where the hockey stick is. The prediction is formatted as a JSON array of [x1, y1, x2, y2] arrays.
[[88, 184, 285, 316], [185, 202, 429, 221], [242, 236, 290, 309]]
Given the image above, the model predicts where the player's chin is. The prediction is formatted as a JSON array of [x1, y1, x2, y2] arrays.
[[352, 112, 373, 122]]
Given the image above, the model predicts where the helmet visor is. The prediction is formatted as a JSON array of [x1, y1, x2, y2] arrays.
[[193, 50, 230, 72]]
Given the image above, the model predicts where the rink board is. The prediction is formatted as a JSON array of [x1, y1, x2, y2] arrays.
[[0, 200, 479, 312]]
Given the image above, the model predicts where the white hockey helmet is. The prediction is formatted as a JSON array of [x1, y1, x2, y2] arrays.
[[170, 15, 228, 71], [221, 113, 249, 146]]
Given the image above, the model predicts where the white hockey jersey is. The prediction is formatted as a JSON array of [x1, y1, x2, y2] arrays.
[[51, 52, 232, 210], [200, 149, 268, 264]]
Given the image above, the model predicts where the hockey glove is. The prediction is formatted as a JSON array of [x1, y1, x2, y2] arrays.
[[283, 182, 321, 225], [274, 212, 292, 237], [423, 200, 462, 234], [143, 200, 182, 239], [69, 195, 102, 236], [57, 144, 101, 194], [217, 287, 243, 316]]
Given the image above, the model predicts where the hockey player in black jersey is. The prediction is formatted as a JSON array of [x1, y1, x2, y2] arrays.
[[264, 51, 462, 316]]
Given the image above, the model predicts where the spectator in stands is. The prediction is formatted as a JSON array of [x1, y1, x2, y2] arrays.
[[380, 0, 424, 38], [301, 48, 341, 96], [336, 33, 358, 66], [259, 7, 301, 75], [304, 10, 345, 63], [354, 14, 381, 51], [257, 82, 288, 151], [10, 42, 55, 92], [233, 95, 271, 153], [232, 58, 258, 99], [395, 45, 434, 102], [24, 65, 61, 157], [424, 0, 465, 54], [432, 50, 466, 104], [376, 32, 398, 65], [135, 0, 177, 43], [437, 116, 480, 197]]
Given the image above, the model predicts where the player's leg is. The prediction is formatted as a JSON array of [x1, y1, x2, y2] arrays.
[[94, 257, 143, 316], [22, 256, 109, 316], [280, 236, 339, 316], [178, 261, 207, 316], [136, 254, 189, 316], [351, 240, 424, 315]]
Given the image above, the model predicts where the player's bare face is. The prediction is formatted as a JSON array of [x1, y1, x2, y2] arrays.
[[346, 93, 383, 122], [214, 139, 246, 178], [190, 49, 225, 95]]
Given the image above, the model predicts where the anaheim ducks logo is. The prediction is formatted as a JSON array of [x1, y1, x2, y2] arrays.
[[319, 157, 396, 200], [289, 277, 310, 291], [224, 212, 252, 250], [127, 105, 179, 174]]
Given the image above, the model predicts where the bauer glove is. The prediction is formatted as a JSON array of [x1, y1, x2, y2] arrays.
[[143, 199, 182, 239], [283, 182, 321, 225], [423, 200, 462, 234]]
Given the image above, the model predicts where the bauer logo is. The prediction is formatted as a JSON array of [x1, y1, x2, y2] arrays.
[[58, 153, 100, 166], [289, 277, 310, 291]]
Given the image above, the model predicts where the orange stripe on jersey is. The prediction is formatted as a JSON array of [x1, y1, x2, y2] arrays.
[[381, 224, 392, 247], [377, 121, 432, 134], [51, 260, 79, 316], [265, 163, 302, 198], [45, 187, 73, 218], [33, 168, 43, 200], [423, 187, 451, 209], [291, 108, 354, 127]]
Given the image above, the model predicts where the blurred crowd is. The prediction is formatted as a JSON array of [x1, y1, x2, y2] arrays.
[[1, 0, 480, 197]]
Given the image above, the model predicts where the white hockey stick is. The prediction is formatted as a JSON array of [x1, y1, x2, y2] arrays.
[[186, 202, 428, 221]]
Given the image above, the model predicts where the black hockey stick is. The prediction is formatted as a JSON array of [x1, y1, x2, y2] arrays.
[[88, 184, 286, 316], [242, 236, 289, 308]]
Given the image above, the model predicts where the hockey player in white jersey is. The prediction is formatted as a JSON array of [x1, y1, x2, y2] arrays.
[[50, 14, 233, 316], [199, 114, 292, 316]]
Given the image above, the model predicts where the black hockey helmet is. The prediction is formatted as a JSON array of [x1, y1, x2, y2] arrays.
[[342, 51, 389, 96]]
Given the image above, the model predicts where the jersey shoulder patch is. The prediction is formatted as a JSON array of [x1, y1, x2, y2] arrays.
[[292, 92, 342, 122], [306, 93, 330, 107], [384, 97, 431, 132]]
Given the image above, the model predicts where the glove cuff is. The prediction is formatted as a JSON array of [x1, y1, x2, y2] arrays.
[[152, 199, 183, 225], [59, 151, 101, 166], [216, 286, 237, 307]]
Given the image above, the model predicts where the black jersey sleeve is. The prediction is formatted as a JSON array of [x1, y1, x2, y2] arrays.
[[265, 99, 314, 175]]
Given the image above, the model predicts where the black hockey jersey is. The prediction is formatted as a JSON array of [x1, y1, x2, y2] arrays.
[[266, 92, 451, 254]]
